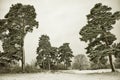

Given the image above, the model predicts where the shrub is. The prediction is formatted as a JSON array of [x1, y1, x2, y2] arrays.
[[90, 62, 109, 70]]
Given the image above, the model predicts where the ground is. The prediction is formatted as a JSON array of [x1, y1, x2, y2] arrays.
[[0, 69, 120, 80]]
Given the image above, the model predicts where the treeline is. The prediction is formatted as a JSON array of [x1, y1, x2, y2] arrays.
[[0, 3, 76, 73], [0, 3, 74, 72], [36, 35, 74, 70], [0, 3, 120, 73]]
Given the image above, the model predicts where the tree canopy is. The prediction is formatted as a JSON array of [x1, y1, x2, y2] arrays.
[[36, 35, 52, 70], [0, 3, 38, 71], [58, 43, 74, 69], [79, 3, 120, 72]]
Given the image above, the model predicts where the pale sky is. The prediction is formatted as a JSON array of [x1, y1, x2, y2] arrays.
[[0, 0, 120, 64]]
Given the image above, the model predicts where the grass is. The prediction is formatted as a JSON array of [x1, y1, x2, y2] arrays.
[[0, 70, 120, 80], [88, 71, 120, 75]]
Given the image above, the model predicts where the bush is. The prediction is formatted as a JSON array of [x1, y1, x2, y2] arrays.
[[114, 58, 120, 69], [90, 62, 109, 70], [56, 63, 66, 70], [0, 64, 42, 73], [24, 64, 39, 73]]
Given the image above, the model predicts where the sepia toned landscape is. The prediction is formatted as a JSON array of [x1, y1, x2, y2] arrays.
[[0, 0, 120, 80]]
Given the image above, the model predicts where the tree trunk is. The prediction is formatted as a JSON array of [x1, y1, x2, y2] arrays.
[[64, 63, 65, 70], [21, 19, 26, 72], [64, 63, 66, 70], [42, 61, 44, 69], [101, 26, 116, 72], [48, 62, 51, 70], [21, 35, 25, 72], [56, 61, 58, 70], [22, 44, 25, 72], [108, 54, 116, 72]]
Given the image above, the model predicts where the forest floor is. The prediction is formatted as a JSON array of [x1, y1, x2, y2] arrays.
[[0, 69, 120, 80]]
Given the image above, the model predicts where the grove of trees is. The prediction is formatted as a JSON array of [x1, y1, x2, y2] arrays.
[[36, 35, 74, 70], [0, 2, 120, 73]]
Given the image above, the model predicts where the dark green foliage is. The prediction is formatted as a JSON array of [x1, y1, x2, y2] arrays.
[[0, 3, 38, 71], [36, 35, 74, 70], [114, 43, 120, 57], [36, 35, 52, 70], [49, 47, 59, 69], [79, 3, 120, 72], [58, 43, 74, 69]]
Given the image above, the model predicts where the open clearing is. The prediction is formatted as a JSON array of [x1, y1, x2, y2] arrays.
[[0, 69, 120, 80]]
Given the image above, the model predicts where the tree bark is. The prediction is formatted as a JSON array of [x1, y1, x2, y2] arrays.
[[108, 54, 116, 72], [22, 43, 25, 72], [64, 62, 67, 70], [21, 19, 26, 72], [101, 26, 116, 72]]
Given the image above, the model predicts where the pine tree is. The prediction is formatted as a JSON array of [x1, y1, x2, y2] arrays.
[[0, 3, 38, 71], [50, 47, 59, 69], [79, 3, 120, 72], [36, 35, 51, 70], [58, 43, 74, 69]]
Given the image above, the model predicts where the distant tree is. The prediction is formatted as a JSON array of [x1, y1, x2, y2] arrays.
[[79, 3, 120, 72], [58, 43, 74, 69], [72, 54, 90, 70], [0, 3, 38, 72], [50, 47, 59, 69], [36, 35, 51, 70]]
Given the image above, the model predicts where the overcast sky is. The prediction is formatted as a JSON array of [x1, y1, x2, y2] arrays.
[[0, 0, 120, 64]]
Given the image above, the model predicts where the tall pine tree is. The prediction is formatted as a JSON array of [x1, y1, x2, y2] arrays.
[[0, 3, 38, 71], [79, 3, 120, 72]]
